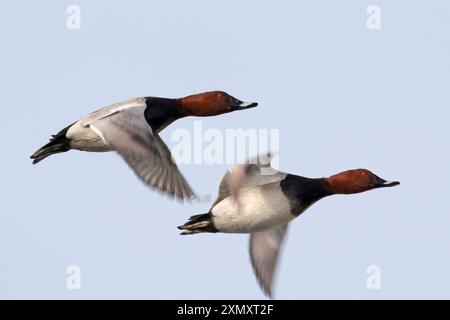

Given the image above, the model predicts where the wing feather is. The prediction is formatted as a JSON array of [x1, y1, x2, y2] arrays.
[[249, 224, 288, 298], [91, 105, 196, 200], [212, 154, 286, 207]]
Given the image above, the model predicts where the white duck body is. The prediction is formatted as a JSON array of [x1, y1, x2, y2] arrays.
[[31, 97, 195, 199], [211, 182, 295, 233], [66, 120, 112, 152], [66, 97, 146, 152]]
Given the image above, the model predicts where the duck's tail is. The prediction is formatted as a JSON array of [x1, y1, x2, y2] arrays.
[[31, 125, 73, 165], [178, 213, 218, 235]]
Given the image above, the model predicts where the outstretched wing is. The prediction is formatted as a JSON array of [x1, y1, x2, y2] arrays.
[[212, 154, 286, 207], [90, 105, 196, 200], [249, 224, 288, 298]]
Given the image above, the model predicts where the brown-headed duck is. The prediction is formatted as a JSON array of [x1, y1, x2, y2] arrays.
[[178, 154, 400, 297], [31, 91, 258, 200]]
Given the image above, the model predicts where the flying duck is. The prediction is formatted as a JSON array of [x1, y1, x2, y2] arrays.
[[178, 155, 400, 297], [31, 91, 258, 200]]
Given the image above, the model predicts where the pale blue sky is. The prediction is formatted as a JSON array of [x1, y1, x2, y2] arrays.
[[1, 0, 449, 299]]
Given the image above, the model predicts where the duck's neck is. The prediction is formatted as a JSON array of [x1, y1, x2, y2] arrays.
[[280, 175, 334, 216], [144, 97, 187, 133]]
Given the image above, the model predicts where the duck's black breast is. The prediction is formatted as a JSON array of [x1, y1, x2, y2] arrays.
[[144, 97, 187, 133], [280, 174, 332, 216]]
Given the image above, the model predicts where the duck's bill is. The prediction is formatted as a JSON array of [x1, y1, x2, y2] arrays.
[[373, 176, 400, 188], [233, 101, 258, 110]]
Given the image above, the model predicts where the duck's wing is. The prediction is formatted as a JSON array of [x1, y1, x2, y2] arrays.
[[89, 104, 196, 200], [212, 154, 286, 207], [249, 224, 288, 298], [80, 97, 147, 127]]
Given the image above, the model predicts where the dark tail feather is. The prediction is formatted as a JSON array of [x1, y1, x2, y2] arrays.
[[178, 213, 218, 235], [31, 124, 73, 165]]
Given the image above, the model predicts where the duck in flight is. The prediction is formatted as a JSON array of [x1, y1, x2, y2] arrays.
[[31, 91, 258, 200], [178, 155, 400, 297]]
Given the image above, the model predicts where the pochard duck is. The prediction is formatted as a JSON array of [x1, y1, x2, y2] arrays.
[[31, 91, 258, 200], [178, 155, 400, 297]]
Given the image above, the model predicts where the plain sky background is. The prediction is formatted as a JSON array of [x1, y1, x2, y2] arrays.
[[1, 0, 449, 299]]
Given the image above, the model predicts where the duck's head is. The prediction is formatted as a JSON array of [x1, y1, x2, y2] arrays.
[[326, 169, 400, 195], [177, 91, 258, 117]]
